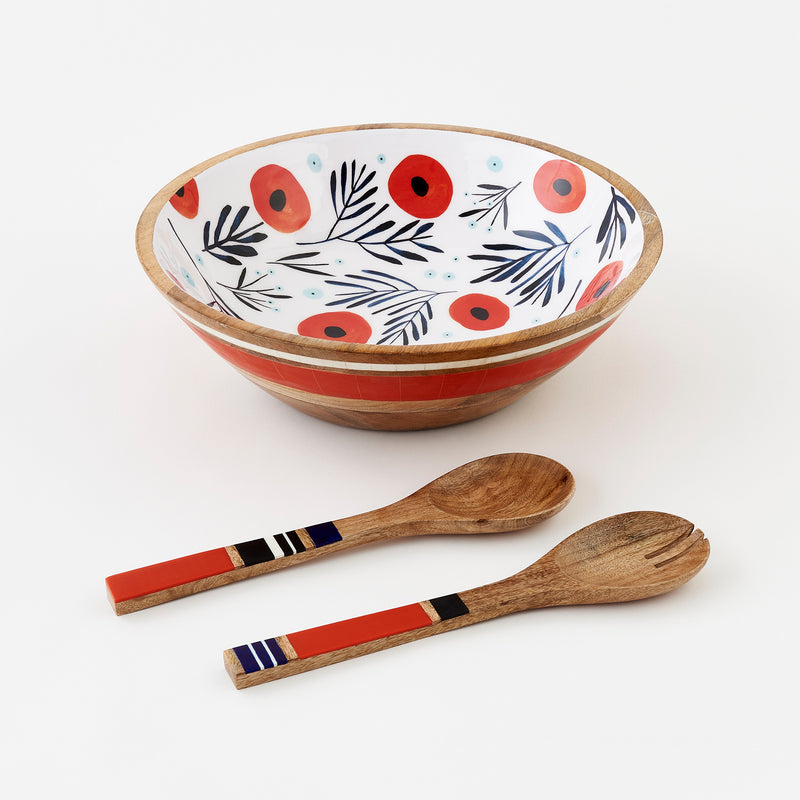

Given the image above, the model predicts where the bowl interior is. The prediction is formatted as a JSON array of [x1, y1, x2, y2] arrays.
[[152, 128, 645, 346]]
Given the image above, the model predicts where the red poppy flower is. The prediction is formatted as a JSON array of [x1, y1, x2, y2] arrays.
[[297, 311, 372, 343], [576, 261, 624, 309], [449, 293, 510, 331], [251, 165, 311, 233], [388, 155, 453, 218], [169, 178, 199, 219], [533, 160, 586, 214]]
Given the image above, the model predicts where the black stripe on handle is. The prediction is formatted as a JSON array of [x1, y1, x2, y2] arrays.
[[428, 593, 470, 621]]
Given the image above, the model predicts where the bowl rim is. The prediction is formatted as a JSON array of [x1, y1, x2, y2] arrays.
[[136, 123, 663, 362]]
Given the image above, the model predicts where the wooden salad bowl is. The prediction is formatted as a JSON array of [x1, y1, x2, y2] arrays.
[[136, 124, 662, 430]]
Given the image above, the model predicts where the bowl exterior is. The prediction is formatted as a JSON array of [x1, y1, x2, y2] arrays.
[[137, 125, 662, 430], [167, 301, 624, 430]]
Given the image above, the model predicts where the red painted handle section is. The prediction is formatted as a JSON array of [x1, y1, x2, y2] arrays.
[[105, 548, 235, 603], [285, 603, 433, 659]]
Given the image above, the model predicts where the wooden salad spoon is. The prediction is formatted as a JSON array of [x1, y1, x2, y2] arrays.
[[224, 511, 709, 688], [106, 453, 574, 615]]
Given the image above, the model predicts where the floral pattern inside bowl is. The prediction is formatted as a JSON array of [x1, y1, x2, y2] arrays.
[[154, 127, 644, 346]]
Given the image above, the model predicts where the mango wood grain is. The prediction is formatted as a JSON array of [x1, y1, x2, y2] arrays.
[[106, 453, 574, 614], [225, 511, 709, 688], [244, 369, 560, 430]]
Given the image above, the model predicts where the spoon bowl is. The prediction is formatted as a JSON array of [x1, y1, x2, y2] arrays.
[[377, 451, 575, 533]]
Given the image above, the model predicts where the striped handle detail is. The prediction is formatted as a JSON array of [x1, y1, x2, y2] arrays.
[[225, 593, 470, 688], [106, 522, 342, 614]]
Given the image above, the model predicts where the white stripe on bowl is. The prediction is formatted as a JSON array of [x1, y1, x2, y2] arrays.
[[171, 305, 625, 373]]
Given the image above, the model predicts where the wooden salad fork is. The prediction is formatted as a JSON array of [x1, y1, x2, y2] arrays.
[[106, 453, 574, 614], [224, 511, 709, 688]]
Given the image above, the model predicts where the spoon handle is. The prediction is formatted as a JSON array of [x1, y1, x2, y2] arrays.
[[105, 498, 458, 615], [104, 497, 469, 615], [106, 521, 349, 615], [105, 452, 573, 615]]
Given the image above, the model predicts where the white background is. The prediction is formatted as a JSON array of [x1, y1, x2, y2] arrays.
[[2, 1, 797, 797]]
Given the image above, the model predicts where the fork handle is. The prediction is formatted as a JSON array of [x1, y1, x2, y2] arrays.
[[223, 591, 481, 688], [105, 522, 345, 614], [222, 562, 569, 688]]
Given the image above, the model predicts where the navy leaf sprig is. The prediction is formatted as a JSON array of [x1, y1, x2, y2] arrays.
[[470, 222, 588, 307], [328, 159, 382, 239], [168, 219, 288, 319], [354, 218, 442, 266], [459, 182, 520, 230], [265, 251, 332, 276], [216, 268, 291, 313], [202, 205, 267, 265], [325, 270, 452, 345], [596, 188, 636, 261], [168, 219, 241, 318], [300, 160, 443, 265]]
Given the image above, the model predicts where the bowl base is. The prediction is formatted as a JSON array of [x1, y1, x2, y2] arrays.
[[245, 372, 558, 431]]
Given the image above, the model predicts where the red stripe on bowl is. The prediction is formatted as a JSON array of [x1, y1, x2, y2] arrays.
[[189, 324, 613, 402]]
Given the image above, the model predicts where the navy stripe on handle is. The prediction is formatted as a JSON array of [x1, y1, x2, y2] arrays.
[[305, 521, 342, 547], [233, 644, 261, 673], [234, 638, 290, 674]]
